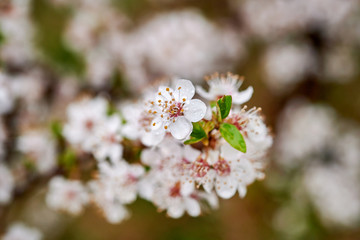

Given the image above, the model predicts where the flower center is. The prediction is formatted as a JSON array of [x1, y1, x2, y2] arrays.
[[169, 181, 181, 198], [213, 159, 231, 177], [190, 157, 210, 178]]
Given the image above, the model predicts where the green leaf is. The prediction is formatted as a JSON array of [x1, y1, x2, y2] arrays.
[[184, 122, 207, 145], [190, 122, 207, 139], [59, 148, 76, 170], [219, 123, 246, 153], [217, 95, 232, 120]]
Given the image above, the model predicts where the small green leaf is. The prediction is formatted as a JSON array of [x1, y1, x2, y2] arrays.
[[184, 138, 203, 145], [59, 148, 76, 170], [184, 122, 207, 145], [190, 122, 207, 139], [219, 123, 246, 153], [50, 121, 63, 139], [217, 95, 232, 120]]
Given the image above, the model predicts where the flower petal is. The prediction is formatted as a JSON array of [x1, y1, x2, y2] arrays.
[[169, 116, 192, 140], [185, 198, 201, 217], [238, 184, 247, 198], [140, 129, 165, 147], [183, 145, 201, 163], [174, 79, 195, 101], [215, 176, 237, 199], [184, 99, 207, 122], [180, 178, 195, 197], [232, 86, 254, 105], [167, 202, 185, 218], [196, 85, 214, 100]]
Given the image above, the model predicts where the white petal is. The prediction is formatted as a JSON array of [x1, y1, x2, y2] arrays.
[[183, 145, 201, 163], [185, 198, 201, 217], [174, 79, 195, 101], [141, 149, 161, 166], [203, 170, 216, 193], [203, 104, 213, 121], [215, 176, 237, 199], [238, 184, 247, 198], [150, 117, 163, 131], [169, 116, 192, 140], [220, 142, 242, 162], [141, 129, 165, 147], [184, 99, 207, 122], [180, 178, 195, 197], [232, 86, 254, 105], [167, 203, 185, 218], [196, 85, 214, 100]]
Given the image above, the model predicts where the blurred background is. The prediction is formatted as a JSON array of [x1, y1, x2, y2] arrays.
[[1, 0, 360, 239]]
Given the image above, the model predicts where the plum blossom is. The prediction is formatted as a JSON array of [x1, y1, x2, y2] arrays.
[[139, 138, 218, 218], [46, 176, 89, 215], [88, 180, 130, 224], [16, 130, 57, 174], [63, 97, 108, 152], [148, 79, 207, 140], [91, 114, 123, 163], [183, 107, 272, 199], [0, 164, 14, 204], [196, 73, 253, 104], [2, 223, 42, 240], [0, 73, 15, 115], [120, 101, 165, 147], [96, 160, 144, 205]]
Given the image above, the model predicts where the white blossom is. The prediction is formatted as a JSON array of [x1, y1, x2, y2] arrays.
[[262, 43, 315, 94], [91, 114, 123, 163], [139, 138, 218, 218], [148, 79, 207, 140], [196, 73, 253, 104], [2, 223, 42, 240], [46, 176, 89, 215], [17, 130, 57, 174], [0, 164, 14, 204], [120, 10, 244, 90], [0, 73, 15, 115], [88, 180, 130, 224], [120, 101, 165, 147], [63, 97, 108, 152]]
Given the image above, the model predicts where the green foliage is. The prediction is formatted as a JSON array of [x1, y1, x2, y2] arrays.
[[59, 148, 76, 170], [216, 95, 232, 120], [50, 121, 63, 140], [0, 30, 5, 46], [219, 123, 246, 153], [184, 122, 207, 145]]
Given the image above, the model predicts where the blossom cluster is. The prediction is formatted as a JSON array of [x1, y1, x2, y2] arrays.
[[41, 73, 272, 224]]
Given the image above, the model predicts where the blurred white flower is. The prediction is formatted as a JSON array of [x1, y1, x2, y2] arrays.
[[120, 101, 165, 147], [97, 160, 144, 205], [276, 100, 336, 168], [304, 165, 360, 228], [3, 222, 42, 240], [139, 138, 218, 218], [0, 73, 15, 115], [92, 115, 123, 163], [324, 46, 356, 82], [0, 0, 35, 66], [88, 180, 130, 224], [63, 97, 108, 152], [241, 0, 358, 39], [121, 10, 244, 91], [263, 43, 315, 94], [0, 164, 14, 204], [17, 130, 57, 174], [46, 176, 89, 215], [196, 73, 253, 104], [148, 79, 206, 140]]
